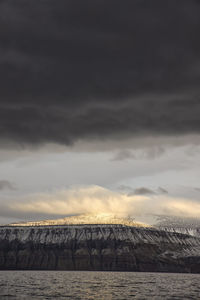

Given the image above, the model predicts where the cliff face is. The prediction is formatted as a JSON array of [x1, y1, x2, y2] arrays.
[[0, 225, 200, 273]]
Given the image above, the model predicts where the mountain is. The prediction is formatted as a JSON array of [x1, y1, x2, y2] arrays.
[[1, 214, 200, 272], [155, 215, 200, 238]]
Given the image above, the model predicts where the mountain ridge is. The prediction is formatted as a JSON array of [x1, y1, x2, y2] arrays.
[[1, 224, 200, 272]]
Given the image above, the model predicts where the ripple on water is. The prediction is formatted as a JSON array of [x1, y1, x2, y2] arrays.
[[0, 271, 200, 300]]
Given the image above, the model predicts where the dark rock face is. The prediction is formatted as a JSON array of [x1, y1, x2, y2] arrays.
[[0, 225, 200, 272]]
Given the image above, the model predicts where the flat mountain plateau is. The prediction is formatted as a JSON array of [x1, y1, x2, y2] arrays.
[[1, 215, 200, 273]]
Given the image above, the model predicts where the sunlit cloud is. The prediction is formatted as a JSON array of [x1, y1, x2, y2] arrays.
[[0, 185, 200, 223], [8, 186, 147, 217]]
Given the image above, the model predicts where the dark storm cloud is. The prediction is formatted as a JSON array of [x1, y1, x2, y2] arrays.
[[0, 0, 200, 146], [0, 180, 16, 191]]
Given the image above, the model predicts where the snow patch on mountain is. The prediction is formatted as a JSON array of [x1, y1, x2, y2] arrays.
[[155, 215, 200, 237]]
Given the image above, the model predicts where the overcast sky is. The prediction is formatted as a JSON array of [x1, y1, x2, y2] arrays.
[[0, 0, 200, 224]]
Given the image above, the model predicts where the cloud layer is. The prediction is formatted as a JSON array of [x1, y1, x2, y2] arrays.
[[1, 185, 200, 223], [0, 0, 200, 146]]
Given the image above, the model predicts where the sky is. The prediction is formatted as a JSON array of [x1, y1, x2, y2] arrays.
[[0, 0, 200, 224]]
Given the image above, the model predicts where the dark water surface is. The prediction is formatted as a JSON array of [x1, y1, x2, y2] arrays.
[[0, 271, 200, 299]]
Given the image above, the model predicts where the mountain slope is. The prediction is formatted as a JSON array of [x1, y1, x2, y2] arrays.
[[0, 224, 200, 272], [155, 216, 200, 237]]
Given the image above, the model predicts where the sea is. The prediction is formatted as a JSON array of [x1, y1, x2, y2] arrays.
[[0, 271, 200, 299]]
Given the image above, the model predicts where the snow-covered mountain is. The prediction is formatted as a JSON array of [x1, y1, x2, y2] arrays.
[[155, 215, 200, 237], [5, 213, 200, 239], [1, 223, 200, 272], [1, 213, 200, 272], [7, 213, 150, 228]]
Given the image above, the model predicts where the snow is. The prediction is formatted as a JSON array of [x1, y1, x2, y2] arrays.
[[1, 215, 200, 259], [155, 215, 200, 237], [0, 224, 199, 251]]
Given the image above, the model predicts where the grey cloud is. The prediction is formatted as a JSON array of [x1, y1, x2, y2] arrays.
[[0, 180, 16, 191], [0, 0, 200, 146], [112, 150, 135, 161], [112, 146, 165, 161], [119, 185, 168, 196], [0, 205, 69, 224], [130, 187, 156, 196], [158, 187, 168, 194]]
